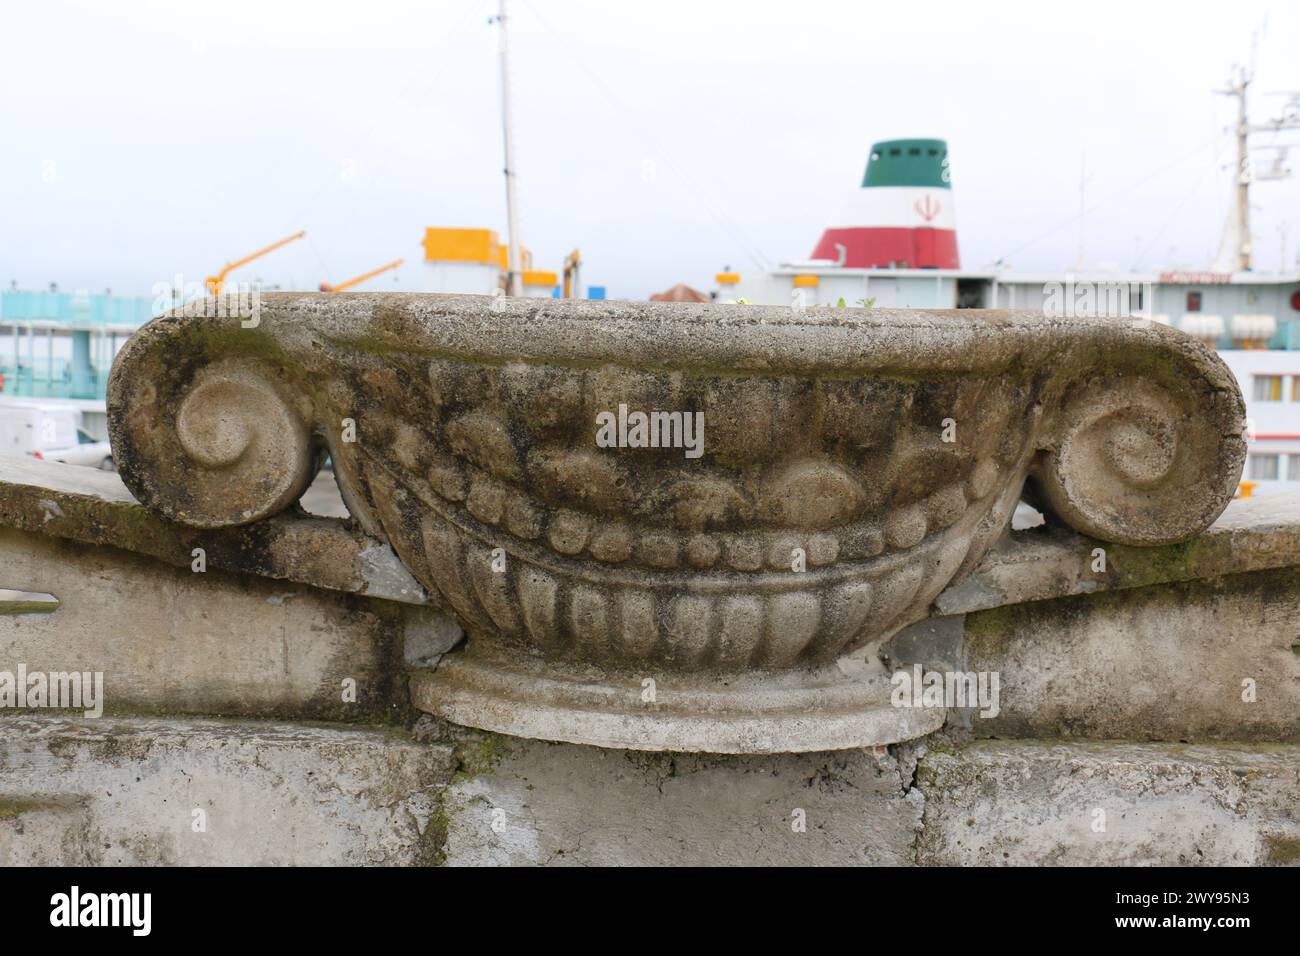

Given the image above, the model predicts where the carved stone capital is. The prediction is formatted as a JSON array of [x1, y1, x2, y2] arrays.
[[108, 295, 1245, 752]]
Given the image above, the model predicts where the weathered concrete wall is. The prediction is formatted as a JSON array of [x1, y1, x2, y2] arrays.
[[436, 728, 922, 866], [966, 567, 1300, 741], [441, 734, 1300, 867], [0, 456, 431, 606], [916, 741, 1300, 866], [0, 717, 452, 866], [0, 526, 459, 721], [3, 459, 1299, 865], [4, 716, 1293, 866], [889, 565, 1300, 742]]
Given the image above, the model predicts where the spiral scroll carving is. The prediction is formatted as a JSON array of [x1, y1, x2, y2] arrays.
[[110, 360, 317, 529], [107, 295, 1248, 672], [1031, 373, 1246, 546]]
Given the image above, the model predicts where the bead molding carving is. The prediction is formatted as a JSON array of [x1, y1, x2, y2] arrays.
[[108, 295, 1245, 750], [110, 295, 1245, 664]]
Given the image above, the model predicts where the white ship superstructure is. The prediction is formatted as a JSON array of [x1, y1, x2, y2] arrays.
[[717, 71, 1300, 496]]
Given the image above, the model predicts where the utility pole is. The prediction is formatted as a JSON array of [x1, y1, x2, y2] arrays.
[[1220, 69, 1253, 272], [1214, 70, 1299, 273], [1074, 151, 1090, 270], [496, 0, 523, 297]]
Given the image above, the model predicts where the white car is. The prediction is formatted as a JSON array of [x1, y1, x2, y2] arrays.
[[32, 428, 115, 470], [0, 402, 114, 470]]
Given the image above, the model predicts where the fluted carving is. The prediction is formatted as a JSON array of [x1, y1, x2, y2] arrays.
[[110, 296, 1245, 665], [107, 295, 1246, 751]]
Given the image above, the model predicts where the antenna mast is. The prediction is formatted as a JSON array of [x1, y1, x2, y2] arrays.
[[1224, 68, 1252, 272], [1074, 151, 1092, 270], [496, 0, 523, 297], [1214, 67, 1300, 272]]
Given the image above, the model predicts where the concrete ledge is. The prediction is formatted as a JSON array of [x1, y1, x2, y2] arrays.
[[0, 716, 454, 865], [965, 565, 1300, 741], [6, 461, 1295, 640], [1, 716, 1296, 867], [0, 525, 460, 720], [916, 740, 1300, 866], [0, 457, 428, 606], [885, 493, 1300, 743], [0, 795, 93, 866], [889, 563, 1300, 742], [436, 731, 923, 866], [937, 492, 1300, 616]]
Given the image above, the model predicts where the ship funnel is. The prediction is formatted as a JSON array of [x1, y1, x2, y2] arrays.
[[811, 139, 960, 269]]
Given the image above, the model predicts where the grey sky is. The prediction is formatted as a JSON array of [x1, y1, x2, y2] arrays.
[[3, 0, 1298, 300]]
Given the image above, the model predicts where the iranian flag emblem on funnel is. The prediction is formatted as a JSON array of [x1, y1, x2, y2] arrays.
[[811, 138, 959, 269]]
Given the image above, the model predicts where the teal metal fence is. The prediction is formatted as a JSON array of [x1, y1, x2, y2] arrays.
[[0, 290, 154, 400], [0, 290, 155, 327]]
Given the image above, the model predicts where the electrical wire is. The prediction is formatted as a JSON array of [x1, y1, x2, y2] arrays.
[[519, 0, 772, 272], [996, 133, 1221, 264]]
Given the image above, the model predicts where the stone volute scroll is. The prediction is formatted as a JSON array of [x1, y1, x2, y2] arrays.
[[107, 294, 1247, 753]]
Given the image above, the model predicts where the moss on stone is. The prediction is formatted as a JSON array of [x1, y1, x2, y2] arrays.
[[0, 798, 51, 821], [962, 603, 1025, 658], [418, 800, 452, 867], [449, 730, 513, 783], [1263, 833, 1300, 865]]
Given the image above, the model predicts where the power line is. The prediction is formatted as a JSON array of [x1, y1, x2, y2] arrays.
[[519, 0, 772, 272], [1131, 175, 1205, 269], [996, 133, 1221, 264], [285, 0, 483, 228]]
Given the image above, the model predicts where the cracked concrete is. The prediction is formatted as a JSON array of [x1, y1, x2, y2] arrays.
[[0, 524, 443, 721], [915, 741, 1300, 866], [438, 730, 924, 866], [435, 731, 1300, 867], [0, 716, 1296, 865], [887, 562, 1300, 742], [0, 716, 454, 865]]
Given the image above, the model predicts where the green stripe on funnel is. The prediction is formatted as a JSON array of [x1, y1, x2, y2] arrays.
[[862, 139, 951, 189]]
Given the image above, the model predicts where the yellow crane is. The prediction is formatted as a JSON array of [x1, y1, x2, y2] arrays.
[[319, 258, 405, 292], [205, 231, 306, 295], [562, 249, 581, 299]]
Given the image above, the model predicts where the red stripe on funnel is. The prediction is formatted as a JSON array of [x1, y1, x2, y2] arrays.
[[812, 227, 959, 269]]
